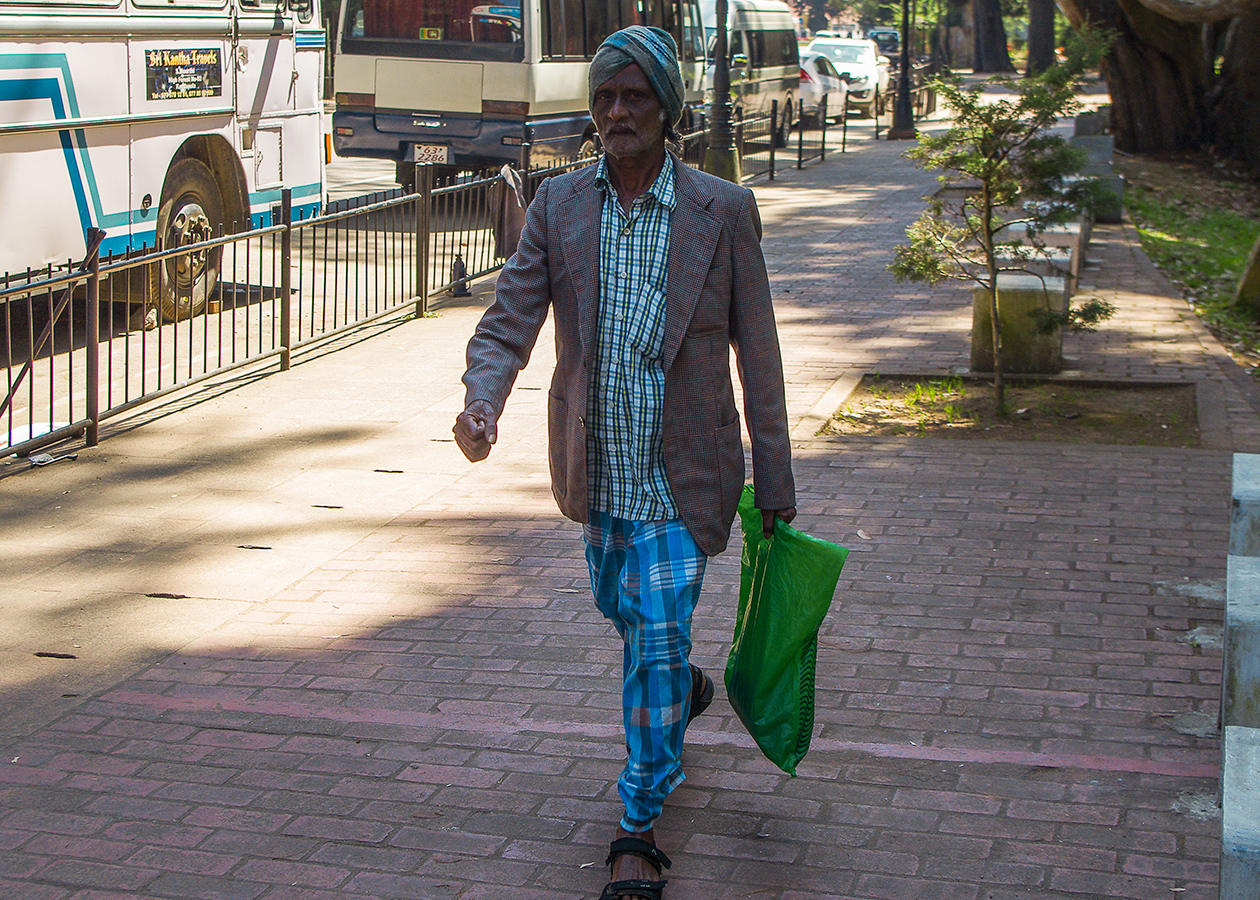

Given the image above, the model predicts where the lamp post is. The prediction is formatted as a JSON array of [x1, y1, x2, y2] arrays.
[[886, 0, 916, 139], [704, 0, 741, 182]]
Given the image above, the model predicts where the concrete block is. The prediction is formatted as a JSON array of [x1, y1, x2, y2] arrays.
[[1074, 109, 1108, 137], [971, 274, 1068, 374], [1223, 555, 1260, 729], [1221, 726, 1260, 899], [1064, 172, 1126, 225], [999, 219, 1088, 268], [1233, 453, 1260, 557], [993, 247, 1077, 295], [1070, 134, 1114, 176], [1093, 173, 1125, 224]]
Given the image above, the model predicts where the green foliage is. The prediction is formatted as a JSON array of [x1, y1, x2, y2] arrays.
[[889, 28, 1115, 408], [1029, 297, 1116, 334]]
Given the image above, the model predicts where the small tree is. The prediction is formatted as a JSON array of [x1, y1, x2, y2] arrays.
[[890, 30, 1115, 413]]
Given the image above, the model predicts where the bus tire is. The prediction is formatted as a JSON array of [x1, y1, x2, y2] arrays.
[[153, 158, 224, 321], [578, 134, 599, 160]]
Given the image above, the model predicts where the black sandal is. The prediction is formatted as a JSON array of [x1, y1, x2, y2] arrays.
[[600, 836, 672, 900], [688, 663, 714, 724]]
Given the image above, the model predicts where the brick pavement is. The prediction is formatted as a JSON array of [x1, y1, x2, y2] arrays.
[[1, 121, 1255, 899]]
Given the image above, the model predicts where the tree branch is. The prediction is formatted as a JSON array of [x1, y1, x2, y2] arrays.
[[1131, 0, 1259, 23]]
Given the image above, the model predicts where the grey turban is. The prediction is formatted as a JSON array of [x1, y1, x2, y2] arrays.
[[588, 26, 685, 135]]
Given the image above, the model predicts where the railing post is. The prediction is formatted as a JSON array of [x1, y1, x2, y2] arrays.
[[842, 93, 849, 152], [768, 99, 777, 180], [84, 228, 104, 447], [820, 94, 827, 162], [521, 143, 535, 204], [797, 97, 805, 169], [415, 162, 432, 318], [280, 189, 292, 371]]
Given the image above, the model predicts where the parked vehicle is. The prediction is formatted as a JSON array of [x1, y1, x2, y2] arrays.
[[703, 0, 799, 145], [865, 26, 900, 58], [0, 0, 327, 316], [798, 52, 848, 123], [333, 0, 708, 189], [804, 36, 889, 117]]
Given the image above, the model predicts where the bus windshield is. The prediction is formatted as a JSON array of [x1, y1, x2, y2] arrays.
[[343, 0, 523, 58]]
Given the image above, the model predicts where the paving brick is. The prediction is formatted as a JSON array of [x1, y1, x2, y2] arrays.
[[0, 876, 70, 899], [142, 872, 266, 900], [343, 871, 464, 898], [36, 858, 159, 892], [281, 815, 392, 843]]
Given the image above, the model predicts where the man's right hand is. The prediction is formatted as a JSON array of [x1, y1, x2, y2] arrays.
[[453, 400, 498, 462]]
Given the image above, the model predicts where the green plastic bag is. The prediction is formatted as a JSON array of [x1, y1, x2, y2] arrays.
[[725, 485, 848, 776]]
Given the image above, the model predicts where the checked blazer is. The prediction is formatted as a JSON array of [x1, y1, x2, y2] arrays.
[[462, 155, 795, 556]]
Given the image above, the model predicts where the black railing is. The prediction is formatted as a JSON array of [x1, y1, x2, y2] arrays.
[[2, 122, 835, 458]]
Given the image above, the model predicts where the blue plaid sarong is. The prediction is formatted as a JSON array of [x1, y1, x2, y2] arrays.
[[584, 511, 708, 832]]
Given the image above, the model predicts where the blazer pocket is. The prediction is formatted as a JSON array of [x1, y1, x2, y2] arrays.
[[715, 417, 745, 525], [547, 391, 574, 499]]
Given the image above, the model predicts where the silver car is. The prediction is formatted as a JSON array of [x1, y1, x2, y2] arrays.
[[804, 37, 891, 117], [798, 52, 850, 123]]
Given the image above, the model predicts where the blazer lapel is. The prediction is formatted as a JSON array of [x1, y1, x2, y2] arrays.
[[663, 165, 722, 370], [559, 171, 602, 362]]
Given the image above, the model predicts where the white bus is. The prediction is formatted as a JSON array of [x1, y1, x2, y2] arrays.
[[332, 0, 707, 189], [703, 0, 799, 143], [0, 0, 327, 315]]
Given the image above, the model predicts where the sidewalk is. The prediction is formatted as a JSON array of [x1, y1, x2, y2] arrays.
[[0, 121, 1253, 900]]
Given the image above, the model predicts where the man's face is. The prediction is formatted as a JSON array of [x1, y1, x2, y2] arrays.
[[591, 63, 666, 162]]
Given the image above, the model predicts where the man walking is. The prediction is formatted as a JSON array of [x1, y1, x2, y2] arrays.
[[453, 25, 794, 900]]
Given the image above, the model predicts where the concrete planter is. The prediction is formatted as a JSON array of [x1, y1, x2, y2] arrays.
[[971, 274, 1069, 374]]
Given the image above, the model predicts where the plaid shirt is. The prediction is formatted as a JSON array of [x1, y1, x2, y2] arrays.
[[587, 155, 678, 521]]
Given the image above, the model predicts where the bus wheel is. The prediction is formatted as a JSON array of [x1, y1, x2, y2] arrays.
[[578, 134, 599, 160], [153, 158, 224, 321]]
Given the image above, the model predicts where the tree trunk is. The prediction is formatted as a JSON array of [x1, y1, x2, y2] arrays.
[[1207, 10, 1260, 169], [804, 0, 829, 33], [973, 0, 1016, 71], [1235, 231, 1260, 314], [1026, 0, 1057, 74], [1108, 4, 1208, 151], [1059, 0, 1209, 152]]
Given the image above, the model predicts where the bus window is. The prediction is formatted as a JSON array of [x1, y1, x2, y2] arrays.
[[470, 6, 522, 43], [540, 0, 637, 59], [681, 1, 704, 62], [345, 0, 522, 48]]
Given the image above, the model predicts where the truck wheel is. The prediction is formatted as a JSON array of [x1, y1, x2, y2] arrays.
[[153, 158, 224, 321]]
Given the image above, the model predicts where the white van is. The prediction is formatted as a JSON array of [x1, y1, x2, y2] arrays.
[[703, 0, 800, 145]]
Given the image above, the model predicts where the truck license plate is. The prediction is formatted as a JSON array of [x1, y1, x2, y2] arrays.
[[413, 144, 451, 164]]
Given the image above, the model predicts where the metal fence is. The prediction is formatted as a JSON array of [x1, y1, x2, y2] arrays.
[[675, 100, 830, 182], [3, 122, 834, 460], [0, 159, 573, 460]]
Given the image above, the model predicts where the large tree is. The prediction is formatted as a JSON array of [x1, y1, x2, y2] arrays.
[[1207, 10, 1260, 168], [1026, 0, 1057, 73], [1057, 0, 1260, 168], [973, 0, 1016, 70], [800, 0, 832, 32]]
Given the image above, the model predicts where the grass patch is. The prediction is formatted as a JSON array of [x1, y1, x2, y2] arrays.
[[1114, 153, 1260, 374], [824, 375, 1199, 447]]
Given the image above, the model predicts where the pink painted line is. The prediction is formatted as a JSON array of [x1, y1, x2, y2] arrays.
[[763, 734, 1221, 779], [99, 690, 1219, 780]]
